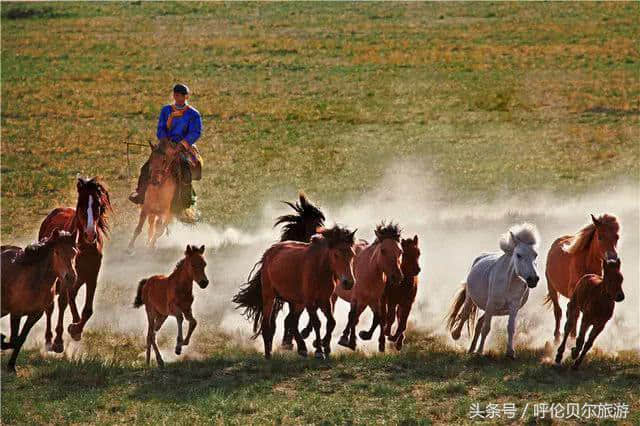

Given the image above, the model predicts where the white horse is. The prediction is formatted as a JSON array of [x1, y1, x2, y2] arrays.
[[447, 223, 541, 358]]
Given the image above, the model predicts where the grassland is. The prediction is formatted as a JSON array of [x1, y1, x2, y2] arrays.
[[1, 2, 639, 424]]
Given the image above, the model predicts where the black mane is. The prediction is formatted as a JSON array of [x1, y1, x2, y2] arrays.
[[374, 221, 402, 243], [274, 193, 326, 242]]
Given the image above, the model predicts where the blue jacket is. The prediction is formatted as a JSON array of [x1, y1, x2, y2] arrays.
[[156, 104, 202, 145]]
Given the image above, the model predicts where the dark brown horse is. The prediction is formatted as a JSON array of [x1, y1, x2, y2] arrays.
[[234, 226, 356, 359], [38, 176, 112, 352], [1, 230, 78, 371], [555, 258, 624, 369], [338, 223, 404, 352], [545, 214, 620, 341], [133, 245, 209, 367]]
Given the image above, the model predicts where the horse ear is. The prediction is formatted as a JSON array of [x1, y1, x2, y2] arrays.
[[413, 234, 419, 245], [185, 244, 192, 254], [509, 231, 516, 242], [351, 229, 358, 240], [199, 245, 205, 254], [591, 214, 600, 226], [77, 174, 86, 190]]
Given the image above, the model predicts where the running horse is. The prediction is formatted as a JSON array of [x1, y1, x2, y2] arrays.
[[545, 214, 620, 341], [338, 222, 404, 352], [38, 176, 112, 352], [234, 225, 356, 359], [128, 139, 181, 251], [2, 230, 78, 371]]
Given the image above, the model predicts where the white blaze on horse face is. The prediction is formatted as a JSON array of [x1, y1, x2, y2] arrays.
[[513, 243, 538, 284], [86, 195, 96, 239]]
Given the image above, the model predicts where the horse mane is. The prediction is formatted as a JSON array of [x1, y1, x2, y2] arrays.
[[563, 214, 619, 255], [274, 193, 326, 242], [75, 177, 113, 241], [373, 221, 401, 243], [313, 225, 355, 248], [499, 223, 540, 253], [14, 231, 75, 265]]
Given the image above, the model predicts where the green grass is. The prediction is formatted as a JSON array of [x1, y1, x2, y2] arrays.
[[1, 2, 639, 424]]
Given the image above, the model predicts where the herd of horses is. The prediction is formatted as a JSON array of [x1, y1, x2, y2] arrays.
[[0, 175, 626, 373]]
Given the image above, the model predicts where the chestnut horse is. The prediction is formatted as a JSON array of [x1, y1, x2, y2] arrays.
[[39, 176, 112, 353], [128, 140, 180, 251], [1, 230, 78, 371], [234, 225, 356, 359], [555, 258, 624, 369], [133, 245, 209, 367], [338, 223, 403, 352], [545, 214, 620, 341]]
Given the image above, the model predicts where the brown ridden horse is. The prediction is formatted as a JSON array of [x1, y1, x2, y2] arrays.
[[338, 223, 404, 352], [545, 214, 620, 341], [128, 140, 180, 251], [234, 225, 356, 359], [555, 258, 624, 369], [133, 245, 209, 367], [38, 176, 112, 353], [1, 230, 78, 371]]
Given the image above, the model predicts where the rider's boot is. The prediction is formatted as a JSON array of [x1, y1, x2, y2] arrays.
[[129, 161, 150, 204]]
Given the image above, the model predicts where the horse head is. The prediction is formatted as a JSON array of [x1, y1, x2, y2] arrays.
[[148, 140, 180, 187], [317, 225, 357, 290], [602, 258, 624, 303], [591, 214, 620, 262], [76, 176, 111, 244], [401, 235, 421, 278], [504, 223, 540, 288], [184, 244, 209, 288], [49, 229, 79, 290], [375, 222, 404, 286]]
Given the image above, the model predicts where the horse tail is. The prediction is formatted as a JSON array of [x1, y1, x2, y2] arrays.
[[446, 283, 476, 340], [133, 279, 147, 308], [233, 262, 264, 339]]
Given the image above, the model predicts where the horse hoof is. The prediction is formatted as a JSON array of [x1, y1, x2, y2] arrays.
[[264, 352, 271, 360], [387, 334, 397, 342], [451, 330, 461, 340], [52, 341, 64, 353], [395, 341, 403, 351], [175, 347, 182, 355], [68, 323, 82, 341], [358, 331, 372, 341], [571, 348, 580, 360], [571, 362, 581, 370], [126, 247, 135, 256], [298, 350, 308, 358], [338, 336, 353, 350], [6, 365, 16, 373], [378, 343, 385, 353], [280, 342, 294, 351], [300, 329, 311, 339], [506, 352, 516, 360], [45, 342, 53, 352], [314, 351, 325, 360]]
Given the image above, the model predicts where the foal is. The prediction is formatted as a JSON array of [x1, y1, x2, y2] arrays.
[[1, 230, 78, 371], [555, 258, 624, 369], [133, 245, 209, 367]]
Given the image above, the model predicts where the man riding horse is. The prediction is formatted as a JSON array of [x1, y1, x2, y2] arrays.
[[129, 83, 203, 216]]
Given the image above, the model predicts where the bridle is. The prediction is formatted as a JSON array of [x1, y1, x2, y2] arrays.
[[150, 148, 179, 186]]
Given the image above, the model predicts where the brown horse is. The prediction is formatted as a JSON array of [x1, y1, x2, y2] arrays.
[[338, 223, 403, 352], [128, 140, 180, 251], [1, 230, 78, 371], [234, 225, 356, 359], [133, 245, 209, 367], [545, 214, 620, 341], [555, 258, 624, 369], [38, 176, 112, 353]]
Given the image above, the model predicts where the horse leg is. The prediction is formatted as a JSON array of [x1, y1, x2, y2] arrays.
[[261, 289, 276, 360], [307, 308, 324, 359], [505, 307, 519, 359], [72, 275, 97, 339], [52, 290, 69, 353], [66, 285, 83, 341], [571, 316, 590, 360], [147, 216, 158, 248], [469, 314, 485, 354], [393, 304, 410, 350], [181, 308, 198, 346], [146, 309, 164, 367], [128, 210, 148, 252], [281, 305, 295, 350], [359, 313, 379, 341], [174, 310, 184, 355], [44, 302, 54, 351], [385, 302, 397, 339], [555, 301, 579, 364], [9, 314, 21, 348], [6, 312, 43, 372], [452, 294, 474, 340], [476, 312, 493, 355], [289, 307, 308, 357], [546, 277, 563, 342], [573, 321, 605, 369], [319, 302, 336, 357], [377, 302, 387, 353]]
